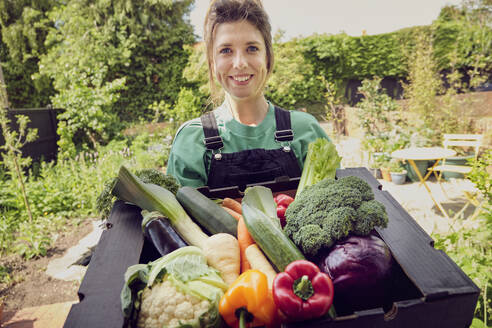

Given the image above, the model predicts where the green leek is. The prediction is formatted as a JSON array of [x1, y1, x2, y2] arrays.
[[112, 165, 208, 249]]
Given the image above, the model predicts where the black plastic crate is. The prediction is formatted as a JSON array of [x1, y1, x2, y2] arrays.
[[63, 168, 479, 328]]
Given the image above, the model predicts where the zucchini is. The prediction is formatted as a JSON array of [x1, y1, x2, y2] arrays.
[[242, 186, 305, 272], [176, 186, 238, 237]]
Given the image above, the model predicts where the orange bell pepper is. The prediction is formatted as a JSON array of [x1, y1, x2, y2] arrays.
[[219, 269, 279, 328]]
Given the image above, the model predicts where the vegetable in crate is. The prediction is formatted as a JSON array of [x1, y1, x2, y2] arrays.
[[176, 186, 238, 237], [273, 194, 294, 228], [318, 235, 393, 313], [202, 233, 240, 286], [284, 176, 388, 257], [96, 168, 180, 220], [237, 212, 255, 273], [112, 165, 208, 248], [219, 270, 279, 328], [296, 138, 341, 197], [141, 210, 187, 256], [121, 246, 228, 328], [242, 186, 305, 272], [245, 244, 277, 289], [112, 166, 241, 285], [273, 260, 335, 320]]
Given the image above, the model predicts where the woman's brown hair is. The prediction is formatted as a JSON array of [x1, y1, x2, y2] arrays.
[[204, 0, 274, 103]]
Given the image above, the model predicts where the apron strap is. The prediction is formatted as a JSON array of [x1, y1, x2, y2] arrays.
[[200, 106, 294, 149], [274, 106, 294, 142], [200, 112, 224, 150]]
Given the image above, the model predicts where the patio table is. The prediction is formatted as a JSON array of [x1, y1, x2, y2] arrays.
[[391, 147, 456, 218]]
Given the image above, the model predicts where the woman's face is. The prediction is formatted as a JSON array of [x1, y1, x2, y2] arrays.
[[212, 20, 268, 102]]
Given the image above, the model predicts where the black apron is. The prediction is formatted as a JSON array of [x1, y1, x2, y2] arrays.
[[201, 106, 302, 189]]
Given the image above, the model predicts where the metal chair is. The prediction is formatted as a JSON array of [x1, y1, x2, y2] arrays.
[[429, 134, 483, 180], [428, 134, 483, 219]]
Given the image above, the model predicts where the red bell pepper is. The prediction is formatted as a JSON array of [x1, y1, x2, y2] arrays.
[[273, 194, 294, 228], [272, 260, 334, 320]]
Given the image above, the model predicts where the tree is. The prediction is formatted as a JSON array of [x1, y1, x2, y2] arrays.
[[0, 0, 56, 107], [434, 0, 492, 85], [0, 63, 8, 107], [35, 0, 195, 156], [265, 36, 325, 109], [357, 77, 399, 154], [402, 30, 442, 144]]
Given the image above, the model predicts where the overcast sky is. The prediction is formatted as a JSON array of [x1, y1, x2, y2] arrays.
[[189, 0, 463, 40]]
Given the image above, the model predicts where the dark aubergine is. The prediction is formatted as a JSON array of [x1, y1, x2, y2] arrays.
[[144, 217, 187, 256]]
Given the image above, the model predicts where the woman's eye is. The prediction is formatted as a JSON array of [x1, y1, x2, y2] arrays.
[[220, 48, 232, 54], [247, 46, 259, 52]]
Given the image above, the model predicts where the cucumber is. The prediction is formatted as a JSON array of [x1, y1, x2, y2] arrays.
[[242, 202, 305, 272], [176, 186, 237, 237]]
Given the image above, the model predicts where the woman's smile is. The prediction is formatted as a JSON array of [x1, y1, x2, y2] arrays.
[[231, 74, 253, 83]]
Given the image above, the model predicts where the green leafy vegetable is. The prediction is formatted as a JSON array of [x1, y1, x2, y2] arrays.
[[296, 138, 342, 197]]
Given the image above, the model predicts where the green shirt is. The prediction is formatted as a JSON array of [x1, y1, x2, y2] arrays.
[[166, 102, 330, 187]]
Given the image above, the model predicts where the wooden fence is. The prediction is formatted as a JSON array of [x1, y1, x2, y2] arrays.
[[0, 107, 60, 162]]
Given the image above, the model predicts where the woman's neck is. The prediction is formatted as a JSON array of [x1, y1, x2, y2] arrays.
[[225, 95, 269, 126]]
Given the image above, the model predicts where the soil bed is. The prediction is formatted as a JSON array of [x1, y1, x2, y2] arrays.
[[0, 218, 94, 312]]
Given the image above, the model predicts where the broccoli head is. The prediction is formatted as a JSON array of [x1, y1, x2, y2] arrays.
[[323, 186, 363, 211], [284, 188, 337, 229], [322, 206, 357, 241], [284, 209, 326, 237], [284, 175, 388, 258], [337, 175, 374, 201], [354, 199, 389, 235], [285, 184, 362, 228], [294, 178, 337, 203], [292, 224, 333, 257], [309, 178, 338, 191]]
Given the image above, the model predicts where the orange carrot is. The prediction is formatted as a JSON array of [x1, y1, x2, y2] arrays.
[[222, 206, 242, 221], [221, 203, 255, 273], [237, 215, 255, 272], [222, 197, 242, 215]]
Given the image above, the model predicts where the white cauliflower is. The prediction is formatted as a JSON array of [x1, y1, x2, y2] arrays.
[[122, 246, 228, 328], [137, 279, 210, 328]]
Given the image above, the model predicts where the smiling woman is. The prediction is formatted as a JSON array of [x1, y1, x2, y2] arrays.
[[166, 0, 334, 189]]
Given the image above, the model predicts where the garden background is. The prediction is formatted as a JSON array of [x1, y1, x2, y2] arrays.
[[0, 0, 491, 326]]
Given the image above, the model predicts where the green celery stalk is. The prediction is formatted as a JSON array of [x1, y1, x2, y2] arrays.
[[112, 165, 208, 249], [296, 138, 341, 197]]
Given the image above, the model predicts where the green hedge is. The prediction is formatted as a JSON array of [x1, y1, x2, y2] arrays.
[[300, 20, 491, 82]]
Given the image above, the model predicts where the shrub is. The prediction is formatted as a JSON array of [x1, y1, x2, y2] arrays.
[[0, 125, 174, 258]]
